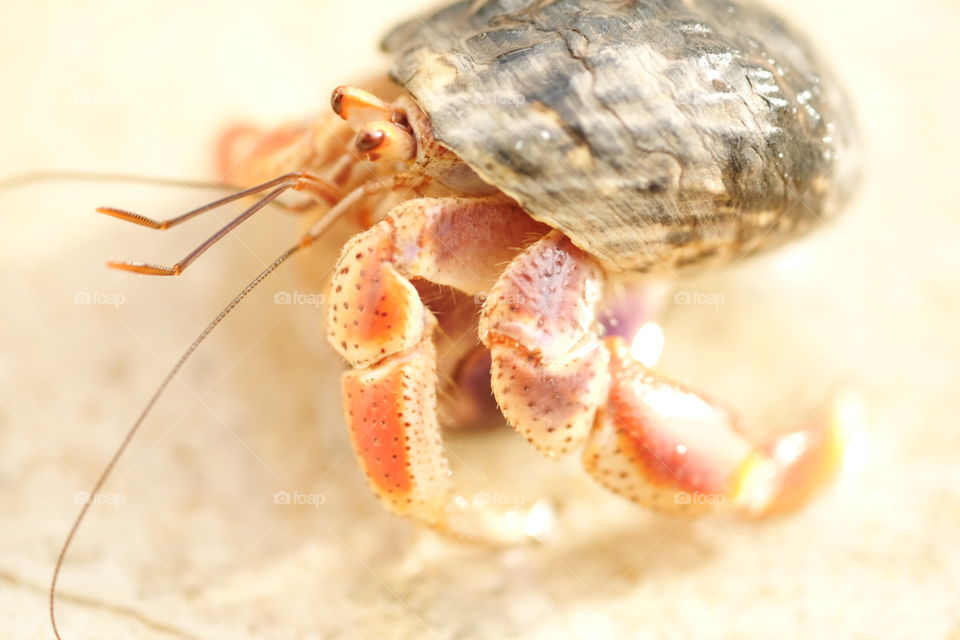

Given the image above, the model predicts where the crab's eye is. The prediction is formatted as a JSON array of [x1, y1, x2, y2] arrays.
[[353, 120, 416, 162]]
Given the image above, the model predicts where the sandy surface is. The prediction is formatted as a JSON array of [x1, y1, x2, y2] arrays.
[[1, 1, 958, 639]]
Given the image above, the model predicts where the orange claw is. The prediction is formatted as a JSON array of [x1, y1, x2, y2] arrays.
[[327, 227, 425, 369], [343, 356, 417, 500], [735, 402, 850, 518], [215, 123, 264, 183], [215, 123, 312, 187], [588, 336, 848, 517]]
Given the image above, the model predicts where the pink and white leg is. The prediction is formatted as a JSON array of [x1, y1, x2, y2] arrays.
[[327, 196, 550, 541], [480, 232, 846, 516]]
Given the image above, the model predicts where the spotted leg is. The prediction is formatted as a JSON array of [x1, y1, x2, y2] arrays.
[[327, 196, 550, 542], [480, 232, 846, 516]]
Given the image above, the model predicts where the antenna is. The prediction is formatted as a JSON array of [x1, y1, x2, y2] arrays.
[[49, 171, 402, 638]]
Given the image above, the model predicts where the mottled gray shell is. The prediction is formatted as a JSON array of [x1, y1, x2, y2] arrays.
[[383, 0, 858, 273]]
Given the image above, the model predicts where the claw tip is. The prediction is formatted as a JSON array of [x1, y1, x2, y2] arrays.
[[734, 391, 864, 518]]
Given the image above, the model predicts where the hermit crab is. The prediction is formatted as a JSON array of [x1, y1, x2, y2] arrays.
[[53, 0, 859, 630]]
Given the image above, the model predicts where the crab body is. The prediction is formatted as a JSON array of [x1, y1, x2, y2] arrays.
[[131, 0, 857, 542]]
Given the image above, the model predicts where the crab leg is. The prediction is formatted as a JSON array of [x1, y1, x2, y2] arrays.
[[479, 232, 845, 516], [478, 231, 611, 457], [327, 196, 549, 541]]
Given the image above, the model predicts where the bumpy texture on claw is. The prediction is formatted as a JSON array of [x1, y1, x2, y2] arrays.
[[342, 335, 450, 517], [480, 231, 609, 457], [327, 196, 551, 542], [481, 232, 845, 518]]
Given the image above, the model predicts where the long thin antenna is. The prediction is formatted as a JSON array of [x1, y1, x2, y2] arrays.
[[0, 170, 242, 192], [49, 245, 299, 639], [47, 172, 393, 638]]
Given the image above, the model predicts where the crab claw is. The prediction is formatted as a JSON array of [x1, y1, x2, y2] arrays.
[[583, 337, 847, 516], [734, 401, 851, 518]]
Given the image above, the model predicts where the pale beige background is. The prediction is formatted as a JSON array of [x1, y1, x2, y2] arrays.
[[1, 1, 958, 639]]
